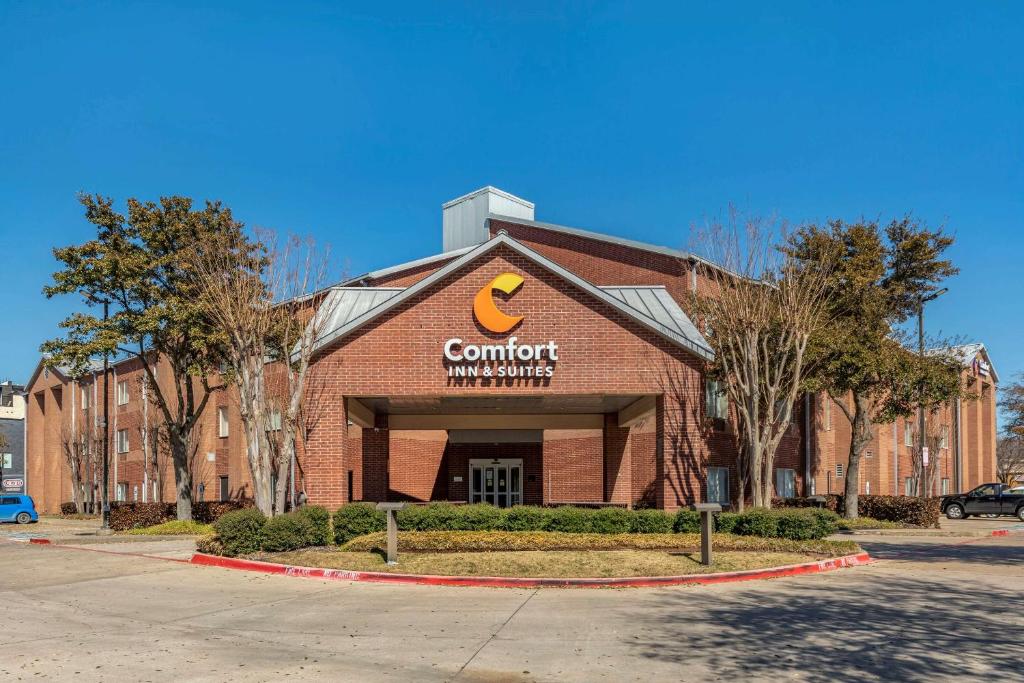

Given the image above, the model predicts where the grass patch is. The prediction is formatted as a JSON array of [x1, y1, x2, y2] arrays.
[[125, 520, 214, 536], [253, 548, 827, 578], [339, 530, 859, 556], [835, 517, 906, 531]]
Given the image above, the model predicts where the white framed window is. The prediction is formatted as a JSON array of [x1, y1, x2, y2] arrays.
[[81, 385, 89, 409], [218, 406, 229, 438], [865, 480, 871, 495], [1, 453, 12, 469], [705, 379, 728, 420], [941, 478, 949, 495], [775, 468, 797, 499], [904, 421, 914, 447], [706, 467, 730, 505], [219, 475, 229, 502], [904, 477, 914, 496], [117, 380, 129, 405], [824, 395, 832, 431], [116, 429, 129, 454], [269, 409, 282, 431], [940, 425, 949, 449], [116, 482, 127, 501]]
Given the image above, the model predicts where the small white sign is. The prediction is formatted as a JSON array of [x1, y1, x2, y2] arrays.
[[3, 478, 24, 489], [922, 447, 929, 467], [453, 476, 463, 483]]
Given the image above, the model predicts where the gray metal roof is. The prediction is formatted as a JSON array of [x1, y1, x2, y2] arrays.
[[317, 287, 404, 334], [337, 246, 475, 287], [308, 232, 715, 361], [929, 342, 999, 383], [602, 286, 710, 353]]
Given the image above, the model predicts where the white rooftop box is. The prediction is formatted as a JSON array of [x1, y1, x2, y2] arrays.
[[442, 186, 534, 251]]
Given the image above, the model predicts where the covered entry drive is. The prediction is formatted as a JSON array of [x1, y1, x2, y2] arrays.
[[345, 394, 659, 508]]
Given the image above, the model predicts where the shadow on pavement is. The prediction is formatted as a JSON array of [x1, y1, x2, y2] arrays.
[[628, 562, 1020, 681], [857, 537, 1024, 566]]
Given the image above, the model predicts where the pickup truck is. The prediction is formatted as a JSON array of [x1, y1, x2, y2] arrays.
[[941, 483, 1024, 521]]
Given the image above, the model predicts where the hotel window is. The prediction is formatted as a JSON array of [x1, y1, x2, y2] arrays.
[[775, 468, 797, 499], [117, 380, 129, 405], [705, 379, 728, 420], [940, 425, 949, 449], [219, 476, 230, 502], [905, 477, 914, 496], [81, 386, 89, 409], [269, 409, 282, 431], [116, 429, 129, 454], [1, 453, 11, 469], [116, 482, 127, 501], [941, 478, 950, 495], [706, 467, 730, 506], [824, 395, 832, 431], [904, 421, 914, 447], [218, 407, 229, 438]]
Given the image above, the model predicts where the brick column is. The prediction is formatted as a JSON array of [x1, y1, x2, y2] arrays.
[[603, 415, 632, 507], [361, 414, 389, 502]]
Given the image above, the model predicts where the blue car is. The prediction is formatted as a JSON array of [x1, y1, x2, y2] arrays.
[[0, 494, 39, 524]]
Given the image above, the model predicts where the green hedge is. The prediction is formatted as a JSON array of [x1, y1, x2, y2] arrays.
[[262, 512, 315, 552], [296, 505, 333, 546], [213, 508, 267, 557], [773, 494, 940, 528], [106, 500, 252, 531], [328, 503, 832, 541], [714, 508, 837, 540], [334, 503, 385, 544]]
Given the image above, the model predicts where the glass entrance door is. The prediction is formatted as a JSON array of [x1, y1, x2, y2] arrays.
[[469, 459, 522, 508]]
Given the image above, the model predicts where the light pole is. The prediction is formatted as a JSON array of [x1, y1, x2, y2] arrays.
[[917, 287, 948, 497], [86, 293, 112, 530]]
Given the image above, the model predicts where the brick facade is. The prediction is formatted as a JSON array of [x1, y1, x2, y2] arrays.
[[24, 210, 999, 514]]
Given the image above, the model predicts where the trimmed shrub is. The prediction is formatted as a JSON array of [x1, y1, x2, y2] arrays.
[[672, 509, 701, 533], [715, 512, 739, 534], [500, 505, 554, 531], [195, 534, 224, 555], [773, 494, 939, 528], [546, 506, 596, 533], [450, 503, 508, 531], [296, 505, 333, 546], [214, 508, 267, 557], [193, 500, 252, 524], [262, 512, 315, 552], [733, 509, 779, 538], [631, 508, 674, 533], [592, 507, 633, 534], [109, 502, 175, 531], [333, 503, 385, 544], [775, 509, 837, 541], [341, 530, 861, 556], [60, 502, 79, 516], [126, 520, 213, 536]]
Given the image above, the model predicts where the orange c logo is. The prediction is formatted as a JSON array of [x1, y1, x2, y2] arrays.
[[473, 272, 524, 333]]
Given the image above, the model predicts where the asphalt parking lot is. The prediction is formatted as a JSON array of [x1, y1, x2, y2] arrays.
[[1, 525, 1022, 682]]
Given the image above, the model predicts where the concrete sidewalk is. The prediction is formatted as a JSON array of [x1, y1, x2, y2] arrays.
[[2, 532, 1022, 681]]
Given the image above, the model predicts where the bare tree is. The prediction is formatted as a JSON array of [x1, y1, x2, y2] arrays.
[[691, 212, 829, 509], [268, 235, 338, 514], [59, 424, 87, 513], [997, 435, 1024, 487], [908, 410, 947, 497]]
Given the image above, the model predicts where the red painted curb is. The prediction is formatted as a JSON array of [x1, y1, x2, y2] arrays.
[[189, 551, 873, 588], [29, 538, 51, 545]]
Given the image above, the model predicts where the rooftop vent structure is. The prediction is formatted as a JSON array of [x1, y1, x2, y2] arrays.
[[442, 186, 534, 251]]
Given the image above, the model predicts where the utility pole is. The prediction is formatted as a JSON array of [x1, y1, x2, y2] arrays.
[[917, 287, 947, 497], [101, 298, 111, 530]]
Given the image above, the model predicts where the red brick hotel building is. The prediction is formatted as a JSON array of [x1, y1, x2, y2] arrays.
[[24, 187, 1000, 512]]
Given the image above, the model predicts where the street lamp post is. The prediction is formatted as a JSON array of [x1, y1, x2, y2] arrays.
[[917, 287, 948, 497], [85, 293, 112, 530]]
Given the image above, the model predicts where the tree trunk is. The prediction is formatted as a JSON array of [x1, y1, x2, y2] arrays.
[[843, 394, 874, 519], [170, 432, 194, 521], [245, 415, 274, 516]]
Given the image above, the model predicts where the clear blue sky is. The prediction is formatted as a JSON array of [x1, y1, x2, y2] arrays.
[[1, 2, 1021, 417]]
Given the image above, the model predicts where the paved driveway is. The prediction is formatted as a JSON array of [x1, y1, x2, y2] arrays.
[[1, 532, 1021, 682]]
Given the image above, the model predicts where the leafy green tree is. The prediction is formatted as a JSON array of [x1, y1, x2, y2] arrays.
[[42, 195, 242, 520], [1000, 375, 1024, 437], [787, 218, 962, 517]]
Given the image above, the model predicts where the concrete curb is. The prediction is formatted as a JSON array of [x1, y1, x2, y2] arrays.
[[189, 551, 873, 588]]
